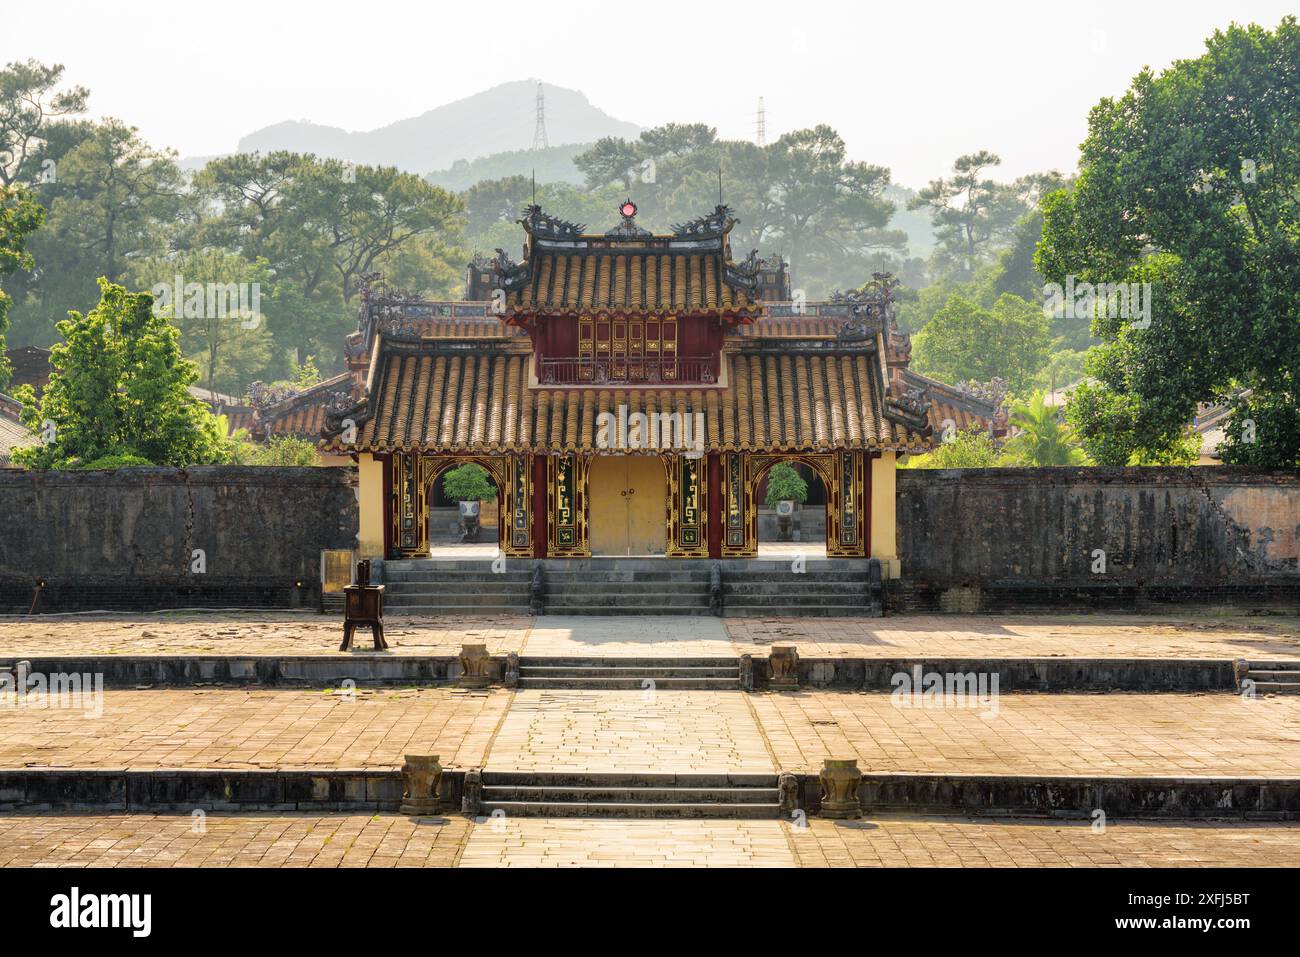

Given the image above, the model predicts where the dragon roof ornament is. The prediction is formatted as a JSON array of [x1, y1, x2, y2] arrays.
[[519, 204, 586, 240], [670, 204, 736, 239]]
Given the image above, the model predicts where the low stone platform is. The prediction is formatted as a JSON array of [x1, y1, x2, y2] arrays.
[[3, 611, 1295, 660], [5, 766, 1297, 820], [4, 689, 1296, 778], [0, 811, 1296, 867]]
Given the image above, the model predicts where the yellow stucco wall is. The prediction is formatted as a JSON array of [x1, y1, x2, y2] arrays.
[[356, 453, 385, 559], [870, 452, 900, 578]]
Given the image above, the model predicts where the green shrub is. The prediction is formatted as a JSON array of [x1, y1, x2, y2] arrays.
[[764, 462, 809, 506], [442, 463, 497, 502], [79, 453, 154, 469]]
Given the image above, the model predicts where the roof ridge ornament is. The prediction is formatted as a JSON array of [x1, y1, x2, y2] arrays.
[[605, 199, 650, 238], [671, 204, 736, 239], [520, 204, 586, 239]]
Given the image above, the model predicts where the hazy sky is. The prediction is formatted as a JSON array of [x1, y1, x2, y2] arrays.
[[4, 0, 1294, 187]]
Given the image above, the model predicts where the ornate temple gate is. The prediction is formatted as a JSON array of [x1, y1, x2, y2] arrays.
[[718, 450, 868, 558], [386, 448, 868, 560], [387, 452, 534, 558]]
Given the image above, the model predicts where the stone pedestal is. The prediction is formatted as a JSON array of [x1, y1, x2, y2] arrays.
[[505, 652, 520, 689], [399, 754, 442, 815], [778, 772, 799, 814], [461, 768, 483, 816], [769, 645, 799, 691], [458, 643, 493, 688], [818, 758, 862, 819], [739, 654, 754, 693]]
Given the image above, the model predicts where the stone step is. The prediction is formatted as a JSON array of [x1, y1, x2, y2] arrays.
[[1245, 669, 1300, 681], [723, 582, 868, 596], [384, 583, 533, 596], [482, 785, 779, 804], [720, 593, 871, 607], [539, 581, 709, 594], [518, 657, 738, 668], [723, 604, 874, 617], [385, 604, 532, 615], [482, 771, 776, 786], [383, 570, 534, 582], [543, 572, 717, 579], [518, 665, 739, 678], [382, 595, 530, 608], [536, 606, 715, 616], [516, 676, 739, 690], [1248, 681, 1300, 694], [543, 593, 711, 607], [479, 800, 781, 819]]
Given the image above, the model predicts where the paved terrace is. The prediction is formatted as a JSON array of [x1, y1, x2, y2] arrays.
[[3, 688, 1297, 777], [0, 813, 1295, 867], [1, 612, 1297, 659]]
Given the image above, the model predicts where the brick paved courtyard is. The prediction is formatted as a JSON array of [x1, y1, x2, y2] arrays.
[[2, 610, 1296, 659], [0, 812, 1293, 867], [3, 687, 1297, 777], [2, 611, 1298, 868]]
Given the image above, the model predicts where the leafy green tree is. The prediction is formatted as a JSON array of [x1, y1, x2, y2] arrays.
[[575, 136, 643, 191], [1001, 391, 1088, 465], [195, 152, 464, 367], [912, 293, 1049, 389], [0, 59, 88, 186], [763, 463, 809, 506], [901, 428, 1003, 469], [14, 279, 226, 468], [0, 184, 44, 390], [442, 463, 497, 502], [1040, 17, 1300, 467], [128, 249, 278, 397], [14, 120, 186, 346]]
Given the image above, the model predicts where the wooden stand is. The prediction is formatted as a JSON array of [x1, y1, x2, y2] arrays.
[[340, 560, 387, 651]]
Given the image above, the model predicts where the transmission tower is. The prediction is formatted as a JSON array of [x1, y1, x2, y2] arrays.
[[756, 97, 766, 147], [532, 82, 549, 151]]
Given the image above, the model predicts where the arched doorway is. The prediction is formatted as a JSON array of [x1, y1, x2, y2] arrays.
[[427, 461, 501, 546], [755, 459, 828, 551], [746, 454, 837, 556], [588, 455, 668, 556]]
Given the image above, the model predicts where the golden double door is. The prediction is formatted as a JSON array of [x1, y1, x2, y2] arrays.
[[588, 456, 667, 556]]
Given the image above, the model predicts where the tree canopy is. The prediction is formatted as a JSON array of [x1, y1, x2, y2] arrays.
[[1039, 17, 1300, 466]]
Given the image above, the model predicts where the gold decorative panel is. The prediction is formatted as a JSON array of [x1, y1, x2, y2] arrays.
[[547, 454, 590, 556], [667, 454, 708, 557]]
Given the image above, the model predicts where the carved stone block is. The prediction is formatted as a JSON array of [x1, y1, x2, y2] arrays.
[[458, 643, 493, 689], [399, 754, 442, 815], [818, 758, 862, 819], [769, 645, 799, 691]]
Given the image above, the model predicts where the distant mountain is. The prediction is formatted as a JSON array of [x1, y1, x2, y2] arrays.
[[236, 80, 641, 174]]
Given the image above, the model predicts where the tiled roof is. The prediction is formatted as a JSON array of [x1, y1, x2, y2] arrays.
[[258, 373, 355, 438], [503, 250, 763, 320], [325, 344, 927, 454], [0, 404, 36, 465]]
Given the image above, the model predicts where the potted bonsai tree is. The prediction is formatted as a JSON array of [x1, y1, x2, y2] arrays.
[[764, 462, 809, 541], [441, 463, 498, 543]]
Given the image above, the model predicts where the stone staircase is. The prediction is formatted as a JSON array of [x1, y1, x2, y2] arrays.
[[379, 557, 881, 617], [1242, 660, 1300, 695], [517, 657, 740, 690], [380, 560, 533, 615], [542, 564, 714, 615], [721, 562, 879, 617], [478, 771, 781, 818]]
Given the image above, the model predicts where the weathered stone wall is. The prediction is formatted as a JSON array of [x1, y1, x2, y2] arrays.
[[0, 467, 357, 612], [894, 467, 1300, 611]]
